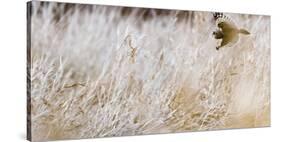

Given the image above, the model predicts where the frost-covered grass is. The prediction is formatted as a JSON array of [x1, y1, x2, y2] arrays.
[[29, 1, 270, 141]]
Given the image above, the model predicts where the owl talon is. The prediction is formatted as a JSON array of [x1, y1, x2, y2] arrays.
[[216, 47, 220, 50]]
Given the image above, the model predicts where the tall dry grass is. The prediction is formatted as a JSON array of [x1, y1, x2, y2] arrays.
[[29, 1, 270, 141]]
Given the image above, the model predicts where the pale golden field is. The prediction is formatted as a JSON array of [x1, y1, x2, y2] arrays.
[[28, 1, 270, 141]]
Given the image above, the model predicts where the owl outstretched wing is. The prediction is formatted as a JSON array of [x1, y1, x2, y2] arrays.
[[213, 12, 237, 30]]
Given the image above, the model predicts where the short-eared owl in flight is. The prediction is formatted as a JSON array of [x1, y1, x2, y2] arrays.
[[213, 12, 250, 50]]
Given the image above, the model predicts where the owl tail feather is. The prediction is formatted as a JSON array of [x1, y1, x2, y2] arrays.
[[239, 29, 250, 35]]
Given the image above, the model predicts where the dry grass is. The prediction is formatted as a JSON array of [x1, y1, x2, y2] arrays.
[[29, 1, 270, 141]]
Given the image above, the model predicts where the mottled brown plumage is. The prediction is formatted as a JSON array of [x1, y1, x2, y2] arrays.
[[213, 13, 250, 50]]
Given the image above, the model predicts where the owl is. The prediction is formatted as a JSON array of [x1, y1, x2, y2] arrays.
[[213, 12, 250, 50]]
